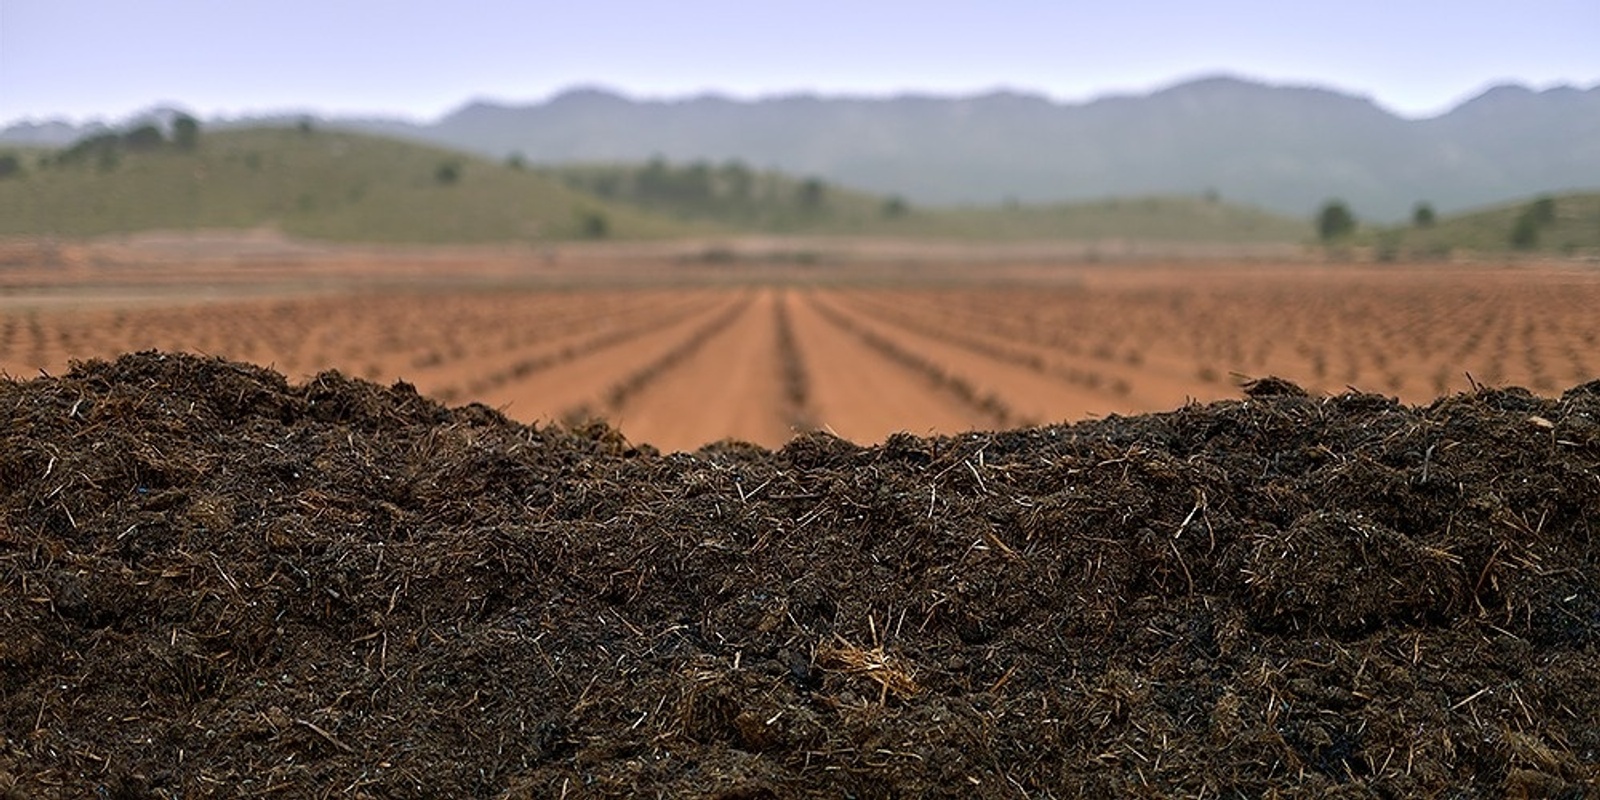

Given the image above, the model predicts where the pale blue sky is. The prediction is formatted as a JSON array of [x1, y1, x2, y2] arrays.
[[2, 0, 1596, 124]]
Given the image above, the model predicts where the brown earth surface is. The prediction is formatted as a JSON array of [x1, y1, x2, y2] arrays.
[[6, 256, 1600, 451], [1, 352, 1597, 798], [784, 288, 987, 442], [603, 288, 793, 453]]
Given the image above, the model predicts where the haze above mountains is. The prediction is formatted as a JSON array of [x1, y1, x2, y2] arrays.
[[5, 75, 1598, 221]]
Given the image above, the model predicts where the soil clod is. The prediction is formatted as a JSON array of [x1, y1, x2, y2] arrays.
[[1, 351, 1596, 797]]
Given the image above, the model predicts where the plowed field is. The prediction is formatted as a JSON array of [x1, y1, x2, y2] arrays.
[[5, 262, 1599, 450]]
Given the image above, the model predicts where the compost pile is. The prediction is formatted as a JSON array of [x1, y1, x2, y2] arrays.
[[2, 353, 1597, 798]]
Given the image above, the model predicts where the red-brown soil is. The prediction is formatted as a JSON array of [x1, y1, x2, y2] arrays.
[[607, 288, 794, 452], [1, 352, 1596, 797], [784, 288, 988, 442], [7, 260, 1599, 450]]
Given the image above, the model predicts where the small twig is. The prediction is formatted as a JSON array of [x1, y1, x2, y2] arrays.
[[211, 554, 242, 594], [34, 691, 50, 733], [964, 459, 988, 494], [1174, 491, 1207, 540], [1169, 540, 1195, 597], [738, 478, 770, 504], [295, 718, 355, 754], [984, 528, 1022, 561], [989, 664, 1019, 694], [1474, 542, 1506, 609], [1449, 686, 1492, 711]]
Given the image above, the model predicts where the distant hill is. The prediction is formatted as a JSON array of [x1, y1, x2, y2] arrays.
[[542, 161, 1307, 243], [424, 78, 1600, 223], [7, 122, 1593, 253], [0, 127, 695, 243], [1363, 191, 1600, 258], [0, 125, 1309, 246], [7, 76, 1598, 222]]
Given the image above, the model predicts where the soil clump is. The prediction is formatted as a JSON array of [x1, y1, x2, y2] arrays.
[[2, 352, 1597, 797]]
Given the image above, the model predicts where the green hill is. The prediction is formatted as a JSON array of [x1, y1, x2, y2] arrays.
[[544, 161, 1308, 243], [1364, 192, 1600, 258], [900, 196, 1308, 243], [0, 127, 696, 243], [26, 124, 1552, 250]]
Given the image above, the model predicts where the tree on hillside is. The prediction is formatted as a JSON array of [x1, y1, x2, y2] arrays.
[[1529, 195, 1556, 225], [55, 132, 119, 168], [1509, 197, 1560, 250], [1316, 199, 1355, 241], [882, 195, 910, 219], [587, 173, 620, 198], [122, 124, 165, 150], [683, 161, 714, 202], [721, 161, 753, 201], [172, 114, 201, 151], [1510, 211, 1541, 250], [434, 161, 462, 185], [797, 178, 827, 212], [0, 153, 22, 179], [576, 209, 609, 239], [1412, 201, 1435, 228], [636, 157, 671, 199]]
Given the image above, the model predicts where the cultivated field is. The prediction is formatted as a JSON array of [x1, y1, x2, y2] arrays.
[[4, 248, 1599, 796], [4, 258, 1599, 451]]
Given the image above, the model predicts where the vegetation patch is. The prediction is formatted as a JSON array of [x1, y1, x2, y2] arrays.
[[0, 127, 695, 242]]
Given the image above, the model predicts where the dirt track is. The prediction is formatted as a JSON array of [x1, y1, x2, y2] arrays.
[[1, 352, 1596, 797]]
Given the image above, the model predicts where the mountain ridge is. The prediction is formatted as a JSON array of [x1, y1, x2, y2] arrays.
[[6, 75, 1598, 220]]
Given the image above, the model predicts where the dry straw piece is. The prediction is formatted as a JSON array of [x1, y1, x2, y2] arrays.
[[818, 635, 921, 703]]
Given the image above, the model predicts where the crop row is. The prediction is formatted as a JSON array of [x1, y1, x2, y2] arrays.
[[564, 292, 756, 423], [802, 291, 1026, 427], [772, 290, 815, 432], [836, 272, 1600, 404], [6, 266, 1599, 449]]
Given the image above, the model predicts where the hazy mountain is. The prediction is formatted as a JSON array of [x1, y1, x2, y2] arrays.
[[6, 76, 1598, 220], [0, 119, 112, 147]]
